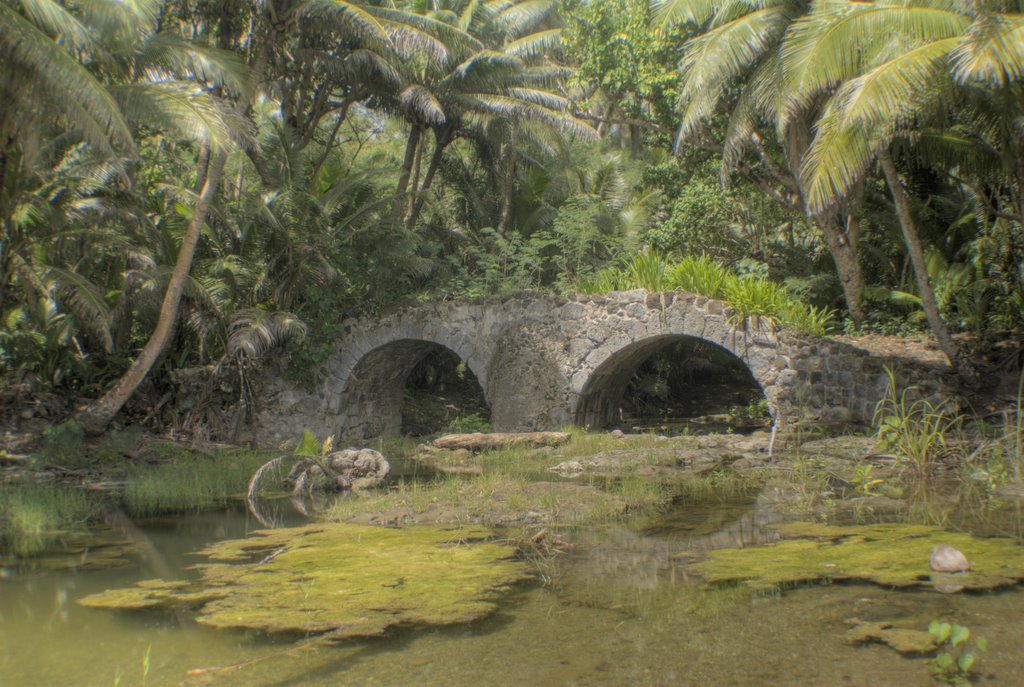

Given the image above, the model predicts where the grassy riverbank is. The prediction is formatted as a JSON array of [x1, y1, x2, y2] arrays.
[[3, 386, 1023, 562]]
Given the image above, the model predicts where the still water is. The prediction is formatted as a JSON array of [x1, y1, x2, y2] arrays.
[[2, 499, 1023, 687]]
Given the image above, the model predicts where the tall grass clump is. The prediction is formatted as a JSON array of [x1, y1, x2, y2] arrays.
[[575, 266, 628, 294], [667, 254, 730, 299], [571, 252, 834, 335], [873, 368, 962, 477], [723, 277, 789, 327], [122, 450, 271, 515], [777, 302, 836, 336], [0, 484, 98, 556], [626, 250, 671, 291], [723, 278, 836, 335]]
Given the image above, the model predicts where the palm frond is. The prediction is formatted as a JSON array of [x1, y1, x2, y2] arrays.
[[505, 87, 571, 110], [0, 3, 134, 157], [345, 48, 404, 92], [369, 7, 485, 61], [45, 265, 114, 352], [800, 35, 961, 212], [458, 0, 486, 33], [78, 0, 161, 47], [835, 38, 956, 130], [299, 0, 394, 48], [139, 32, 249, 96], [781, 2, 968, 124], [15, 0, 99, 54], [490, 0, 557, 37], [677, 6, 791, 141], [655, 0, 729, 28], [911, 128, 1003, 180], [801, 85, 884, 213], [401, 85, 447, 124], [440, 50, 524, 91], [228, 309, 308, 360], [953, 12, 1024, 86], [721, 67, 764, 177], [456, 94, 597, 139], [504, 28, 561, 58], [110, 80, 238, 153]]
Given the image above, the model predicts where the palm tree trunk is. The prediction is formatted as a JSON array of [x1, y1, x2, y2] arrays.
[[785, 117, 866, 325], [407, 131, 425, 219], [496, 124, 519, 236], [878, 147, 961, 369], [390, 124, 422, 223], [817, 215, 865, 326], [75, 30, 276, 435], [406, 127, 450, 230], [194, 140, 211, 193]]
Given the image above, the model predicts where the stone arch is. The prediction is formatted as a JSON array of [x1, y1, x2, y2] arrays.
[[337, 338, 489, 438], [573, 334, 772, 430]]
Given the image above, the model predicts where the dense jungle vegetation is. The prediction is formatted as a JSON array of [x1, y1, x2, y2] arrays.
[[2, 0, 1023, 437]]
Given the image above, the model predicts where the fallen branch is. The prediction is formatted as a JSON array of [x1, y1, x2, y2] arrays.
[[432, 432, 571, 450]]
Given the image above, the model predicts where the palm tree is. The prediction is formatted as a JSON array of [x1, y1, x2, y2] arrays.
[[383, 0, 595, 230], [74, 0, 425, 432], [0, 0, 132, 319], [782, 0, 1024, 368], [656, 0, 870, 325], [1, 0, 243, 395]]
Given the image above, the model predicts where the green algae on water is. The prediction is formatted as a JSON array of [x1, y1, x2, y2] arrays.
[[78, 523, 529, 637], [689, 522, 1024, 592], [844, 619, 936, 655]]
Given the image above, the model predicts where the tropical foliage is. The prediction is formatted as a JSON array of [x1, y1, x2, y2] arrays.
[[2, 0, 1023, 434]]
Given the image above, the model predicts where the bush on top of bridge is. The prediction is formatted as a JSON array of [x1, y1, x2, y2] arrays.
[[575, 252, 836, 335]]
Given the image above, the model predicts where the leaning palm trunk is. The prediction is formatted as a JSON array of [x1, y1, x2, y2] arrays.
[[878, 147, 962, 369], [75, 32, 275, 435], [75, 150, 229, 434]]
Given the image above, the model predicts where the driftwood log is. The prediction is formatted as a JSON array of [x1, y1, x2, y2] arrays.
[[431, 432, 572, 450]]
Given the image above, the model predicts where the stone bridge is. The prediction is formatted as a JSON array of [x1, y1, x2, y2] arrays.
[[257, 290, 952, 443]]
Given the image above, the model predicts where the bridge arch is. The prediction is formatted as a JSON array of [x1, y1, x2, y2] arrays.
[[573, 334, 770, 430], [336, 338, 490, 438]]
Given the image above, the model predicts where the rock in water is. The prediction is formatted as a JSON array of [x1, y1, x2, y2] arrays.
[[930, 545, 969, 573]]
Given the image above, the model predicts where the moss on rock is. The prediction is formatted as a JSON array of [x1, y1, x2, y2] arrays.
[[689, 522, 1024, 592], [79, 523, 529, 637]]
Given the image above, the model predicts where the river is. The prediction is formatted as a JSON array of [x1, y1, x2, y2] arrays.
[[2, 494, 1023, 686]]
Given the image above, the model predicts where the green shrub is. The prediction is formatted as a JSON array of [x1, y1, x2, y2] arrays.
[[724, 277, 789, 328]]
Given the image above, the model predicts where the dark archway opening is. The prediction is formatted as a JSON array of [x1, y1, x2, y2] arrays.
[[401, 346, 491, 436], [575, 336, 768, 433]]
